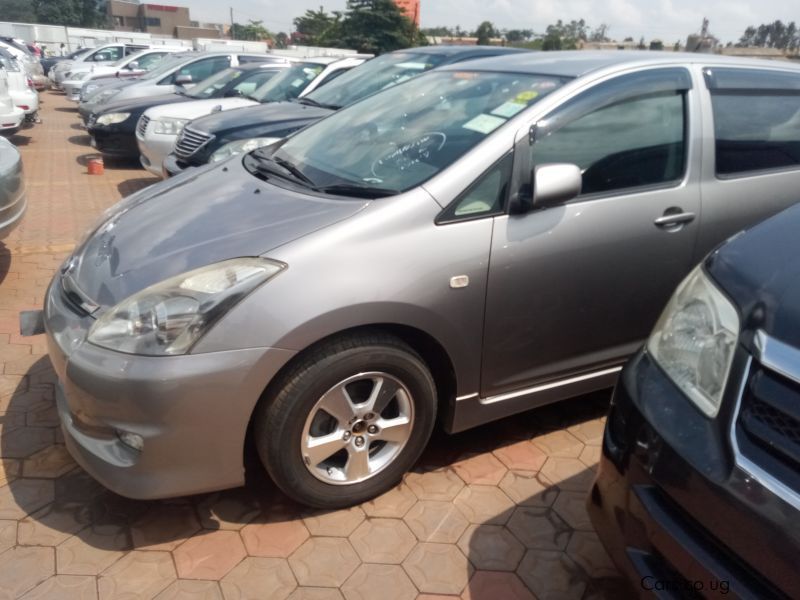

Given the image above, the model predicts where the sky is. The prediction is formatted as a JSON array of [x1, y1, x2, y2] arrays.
[[186, 0, 794, 45]]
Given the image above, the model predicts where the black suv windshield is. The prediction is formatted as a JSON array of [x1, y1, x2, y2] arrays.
[[249, 62, 324, 103], [306, 52, 447, 109]]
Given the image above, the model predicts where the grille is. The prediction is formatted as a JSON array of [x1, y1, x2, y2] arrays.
[[736, 360, 800, 492], [136, 115, 150, 139], [174, 127, 213, 159]]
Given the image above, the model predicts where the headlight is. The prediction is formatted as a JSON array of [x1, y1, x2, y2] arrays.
[[152, 117, 189, 135], [95, 112, 130, 126], [210, 137, 282, 163], [647, 266, 740, 417], [88, 258, 285, 356]]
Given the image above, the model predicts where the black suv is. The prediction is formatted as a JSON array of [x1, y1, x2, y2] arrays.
[[590, 203, 800, 598], [163, 45, 529, 177]]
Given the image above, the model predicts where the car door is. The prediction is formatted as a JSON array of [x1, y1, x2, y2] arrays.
[[695, 66, 800, 262], [481, 67, 702, 400]]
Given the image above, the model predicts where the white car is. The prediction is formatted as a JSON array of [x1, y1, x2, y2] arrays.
[[63, 47, 184, 102], [0, 49, 39, 121], [51, 43, 150, 88], [136, 56, 366, 177], [0, 69, 24, 135]]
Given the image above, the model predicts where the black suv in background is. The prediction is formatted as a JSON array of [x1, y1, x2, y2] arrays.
[[590, 203, 800, 599], [162, 45, 529, 176]]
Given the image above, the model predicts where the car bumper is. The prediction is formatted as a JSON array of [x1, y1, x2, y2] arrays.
[[589, 351, 798, 599], [87, 123, 139, 158], [162, 153, 193, 178], [63, 81, 83, 102], [137, 133, 177, 178], [0, 181, 26, 239], [10, 90, 39, 115], [44, 275, 296, 499], [0, 108, 25, 133], [31, 75, 48, 91]]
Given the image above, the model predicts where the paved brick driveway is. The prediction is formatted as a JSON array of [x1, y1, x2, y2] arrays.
[[0, 92, 633, 600]]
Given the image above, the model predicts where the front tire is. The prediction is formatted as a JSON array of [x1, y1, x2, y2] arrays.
[[254, 332, 437, 509]]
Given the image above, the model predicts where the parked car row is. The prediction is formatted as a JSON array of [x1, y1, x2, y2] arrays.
[[0, 44, 43, 135], [33, 48, 800, 597]]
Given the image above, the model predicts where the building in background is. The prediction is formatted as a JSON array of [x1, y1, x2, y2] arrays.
[[394, 0, 420, 26], [107, 1, 223, 39]]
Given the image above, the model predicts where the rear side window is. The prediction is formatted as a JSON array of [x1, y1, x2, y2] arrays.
[[533, 68, 690, 196], [705, 67, 800, 177]]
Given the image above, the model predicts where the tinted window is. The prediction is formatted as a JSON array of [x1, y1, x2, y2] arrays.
[[91, 47, 123, 62], [249, 62, 325, 103], [705, 67, 800, 176], [172, 56, 231, 84], [136, 52, 167, 70], [231, 69, 278, 96], [533, 69, 689, 196]]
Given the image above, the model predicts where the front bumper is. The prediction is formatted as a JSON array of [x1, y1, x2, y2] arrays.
[[137, 131, 177, 178], [63, 81, 84, 102], [44, 274, 296, 499], [162, 153, 191, 178], [589, 351, 798, 599], [0, 108, 24, 133], [87, 121, 139, 158]]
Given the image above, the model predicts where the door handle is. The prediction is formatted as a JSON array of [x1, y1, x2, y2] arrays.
[[654, 211, 696, 228]]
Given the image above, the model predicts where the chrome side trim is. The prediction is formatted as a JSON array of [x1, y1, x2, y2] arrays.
[[730, 346, 800, 511], [455, 393, 479, 402], [479, 365, 623, 406], [754, 330, 800, 385]]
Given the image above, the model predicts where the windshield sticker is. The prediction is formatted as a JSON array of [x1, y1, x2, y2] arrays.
[[512, 90, 540, 104], [290, 78, 305, 88], [394, 62, 428, 70], [463, 114, 506, 135], [491, 102, 527, 118]]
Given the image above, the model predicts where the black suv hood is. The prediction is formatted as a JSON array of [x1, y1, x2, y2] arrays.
[[72, 157, 367, 309], [96, 93, 188, 116], [190, 101, 332, 140], [706, 203, 800, 347]]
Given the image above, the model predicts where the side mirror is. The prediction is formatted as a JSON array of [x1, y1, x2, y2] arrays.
[[531, 163, 582, 209], [126, 61, 139, 71], [175, 74, 192, 86], [223, 88, 243, 97]]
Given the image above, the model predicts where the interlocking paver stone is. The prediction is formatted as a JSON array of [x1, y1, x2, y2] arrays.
[[452, 453, 507, 485], [568, 418, 605, 446], [499, 470, 559, 507], [507, 507, 572, 551], [198, 488, 262, 531], [0, 519, 16, 554], [240, 515, 310, 558], [404, 468, 464, 501], [287, 589, 344, 600], [0, 478, 55, 520], [20, 575, 98, 600], [553, 491, 593, 531], [457, 524, 524, 571], [220, 557, 297, 600], [21, 445, 75, 478], [517, 549, 587, 600], [173, 529, 247, 580], [131, 503, 202, 551], [56, 525, 129, 575], [531, 431, 584, 458], [98, 550, 177, 599], [492, 441, 548, 472], [155, 580, 224, 600], [402, 542, 472, 595], [342, 564, 417, 600], [361, 483, 417, 518], [302, 506, 365, 537], [0, 427, 54, 458], [453, 485, 515, 525], [462, 571, 535, 600], [403, 500, 469, 543], [540, 457, 596, 492], [0, 545, 55, 599], [566, 531, 618, 579], [349, 517, 416, 564], [18, 504, 87, 546], [288, 537, 360, 587]]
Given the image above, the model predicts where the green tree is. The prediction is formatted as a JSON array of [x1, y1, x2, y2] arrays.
[[274, 32, 290, 49], [474, 21, 497, 45], [293, 7, 342, 46], [0, 0, 37, 23], [231, 20, 272, 41], [33, 0, 106, 28], [738, 20, 799, 50], [340, 0, 419, 54]]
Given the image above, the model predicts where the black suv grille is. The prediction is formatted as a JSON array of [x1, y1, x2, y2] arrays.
[[136, 115, 150, 139], [737, 361, 800, 492], [174, 127, 213, 159]]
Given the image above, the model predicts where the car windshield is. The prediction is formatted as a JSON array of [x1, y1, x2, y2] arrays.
[[141, 53, 194, 80], [263, 70, 565, 194], [185, 67, 242, 98], [249, 62, 324, 103], [305, 52, 447, 110]]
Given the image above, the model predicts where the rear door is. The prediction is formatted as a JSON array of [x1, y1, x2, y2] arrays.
[[696, 66, 800, 261], [481, 67, 703, 399]]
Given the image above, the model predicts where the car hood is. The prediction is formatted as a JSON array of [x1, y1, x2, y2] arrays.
[[96, 93, 187, 116], [71, 157, 368, 308], [706, 203, 800, 348], [190, 101, 333, 138], [145, 97, 257, 121]]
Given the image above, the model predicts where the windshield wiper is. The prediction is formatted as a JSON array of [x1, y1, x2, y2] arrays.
[[315, 183, 399, 199], [294, 97, 340, 110], [247, 153, 316, 188]]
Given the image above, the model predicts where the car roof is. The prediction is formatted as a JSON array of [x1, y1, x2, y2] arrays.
[[236, 62, 290, 71], [442, 50, 800, 78], [408, 45, 529, 59]]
